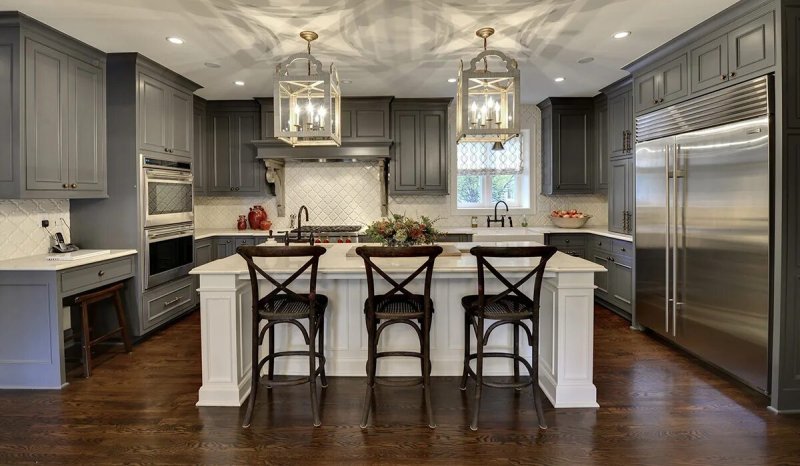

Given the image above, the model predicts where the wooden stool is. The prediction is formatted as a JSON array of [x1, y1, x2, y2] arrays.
[[73, 282, 133, 377]]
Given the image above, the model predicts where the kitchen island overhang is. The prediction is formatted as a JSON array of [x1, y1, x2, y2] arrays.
[[191, 242, 605, 409]]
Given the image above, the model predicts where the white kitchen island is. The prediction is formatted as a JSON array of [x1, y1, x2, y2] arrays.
[[191, 242, 605, 409]]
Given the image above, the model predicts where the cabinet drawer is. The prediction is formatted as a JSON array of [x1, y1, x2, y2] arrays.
[[142, 277, 193, 331], [559, 247, 586, 259], [613, 239, 633, 258], [591, 236, 613, 254], [233, 237, 256, 248], [547, 234, 586, 247], [60, 256, 134, 295]]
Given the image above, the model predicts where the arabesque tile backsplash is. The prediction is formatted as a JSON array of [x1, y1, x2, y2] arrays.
[[0, 199, 70, 261], [194, 104, 607, 230]]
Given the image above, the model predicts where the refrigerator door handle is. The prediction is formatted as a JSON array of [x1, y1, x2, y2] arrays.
[[665, 144, 672, 335], [672, 144, 680, 337]]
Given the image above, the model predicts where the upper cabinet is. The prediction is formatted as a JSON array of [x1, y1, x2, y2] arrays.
[[633, 54, 689, 114], [138, 72, 193, 157], [390, 99, 449, 195], [690, 11, 775, 95], [593, 94, 608, 192], [0, 13, 107, 199], [207, 101, 263, 195], [627, 2, 775, 115], [538, 97, 595, 195], [193, 96, 207, 194], [603, 78, 633, 159], [341, 97, 392, 142]]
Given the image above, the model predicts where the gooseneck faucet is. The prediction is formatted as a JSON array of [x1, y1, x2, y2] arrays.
[[296, 205, 309, 239], [487, 200, 511, 227]]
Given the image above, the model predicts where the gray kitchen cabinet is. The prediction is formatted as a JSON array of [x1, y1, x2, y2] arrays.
[[609, 157, 634, 235], [634, 53, 689, 114], [139, 71, 194, 157], [390, 99, 449, 195], [690, 11, 775, 95], [609, 253, 633, 313], [604, 79, 633, 159], [538, 97, 595, 195], [214, 236, 255, 258], [544, 233, 586, 259], [341, 97, 392, 142], [141, 275, 194, 334], [594, 94, 608, 192], [207, 101, 263, 195], [0, 13, 107, 199], [193, 96, 207, 194], [589, 249, 611, 301]]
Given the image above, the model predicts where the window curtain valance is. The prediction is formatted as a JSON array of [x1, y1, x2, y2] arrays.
[[456, 137, 523, 176]]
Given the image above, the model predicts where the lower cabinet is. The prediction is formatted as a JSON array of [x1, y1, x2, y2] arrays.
[[546, 233, 633, 320], [140, 275, 194, 334], [214, 236, 256, 258]]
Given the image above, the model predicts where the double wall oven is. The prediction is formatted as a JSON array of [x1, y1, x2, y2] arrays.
[[141, 154, 194, 290]]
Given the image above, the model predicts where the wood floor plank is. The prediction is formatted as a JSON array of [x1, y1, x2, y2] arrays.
[[0, 306, 798, 465]]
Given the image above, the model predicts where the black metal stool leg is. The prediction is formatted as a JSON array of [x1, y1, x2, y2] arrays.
[[459, 313, 471, 390], [530, 318, 547, 430], [470, 317, 485, 431]]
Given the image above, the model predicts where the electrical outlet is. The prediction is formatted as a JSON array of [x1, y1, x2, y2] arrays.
[[41, 219, 49, 228]]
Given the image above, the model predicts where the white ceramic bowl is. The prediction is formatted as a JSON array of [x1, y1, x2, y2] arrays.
[[549, 215, 591, 229]]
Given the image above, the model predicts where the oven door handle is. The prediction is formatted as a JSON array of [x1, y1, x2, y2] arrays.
[[145, 168, 193, 182], [147, 230, 194, 241]]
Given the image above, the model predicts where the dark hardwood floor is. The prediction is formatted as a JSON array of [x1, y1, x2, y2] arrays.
[[1, 306, 799, 465]]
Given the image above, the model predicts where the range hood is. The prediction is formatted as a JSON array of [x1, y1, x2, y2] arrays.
[[253, 139, 392, 161]]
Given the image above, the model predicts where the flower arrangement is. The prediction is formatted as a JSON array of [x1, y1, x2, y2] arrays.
[[364, 213, 441, 246]]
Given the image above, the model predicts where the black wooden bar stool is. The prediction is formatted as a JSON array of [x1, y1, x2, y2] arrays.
[[356, 245, 443, 429], [459, 246, 557, 431], [237, 245, 329, 428], [73, 282, 133, 378]]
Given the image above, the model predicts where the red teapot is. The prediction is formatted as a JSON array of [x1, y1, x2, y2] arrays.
[[248, 205, 267, 229]]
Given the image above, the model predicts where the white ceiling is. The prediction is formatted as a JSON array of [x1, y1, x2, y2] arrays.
[[0, 0, 739, 102]]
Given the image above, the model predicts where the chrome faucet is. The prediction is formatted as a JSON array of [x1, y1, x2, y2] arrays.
[[296, 205, 309, 239], [487, 200, 512, 227]]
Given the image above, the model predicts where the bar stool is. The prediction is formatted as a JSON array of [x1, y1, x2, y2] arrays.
[[237, 245, 329, 428], [356, 245, 443, 429], [73, 282, 133, 377], [459, 246, 557, 431]]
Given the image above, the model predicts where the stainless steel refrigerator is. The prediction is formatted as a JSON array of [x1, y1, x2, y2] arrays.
[[635, 76, 771, 394]]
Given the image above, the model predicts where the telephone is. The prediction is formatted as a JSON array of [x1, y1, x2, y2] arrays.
[[50, 232, 80, 254]]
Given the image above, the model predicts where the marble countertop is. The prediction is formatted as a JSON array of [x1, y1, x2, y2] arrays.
[[195, 226, 632, 242], [191, 242, 605, 276], [0, 249, 137, 272]]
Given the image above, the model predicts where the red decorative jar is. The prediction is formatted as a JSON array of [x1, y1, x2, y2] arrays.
[[237, 215, 247, 230], [248, 205, 267, 229]]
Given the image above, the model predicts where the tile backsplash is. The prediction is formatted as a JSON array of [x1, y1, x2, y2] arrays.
[[194, 104, 608, 230], [0, 199, 70, 261]]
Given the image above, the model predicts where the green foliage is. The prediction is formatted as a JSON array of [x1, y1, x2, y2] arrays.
[[365, 213, 441, 246]]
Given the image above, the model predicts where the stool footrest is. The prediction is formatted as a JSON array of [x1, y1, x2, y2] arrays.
[[374, 376, 424, 387]]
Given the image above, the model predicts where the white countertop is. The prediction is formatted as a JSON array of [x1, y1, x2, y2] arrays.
[[195, 226, 632, 242], [190, 242, 605, 276], [0, 249, 137, 272]]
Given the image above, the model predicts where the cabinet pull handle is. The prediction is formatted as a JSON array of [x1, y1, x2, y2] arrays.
[[98, 270, 105, 277], [163, 297, 182, 307]]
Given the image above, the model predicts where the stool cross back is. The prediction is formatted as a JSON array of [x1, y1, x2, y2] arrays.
[[237, 245, 329, 428], [460, 245, 557, 431], [356, 245, 443, 429]]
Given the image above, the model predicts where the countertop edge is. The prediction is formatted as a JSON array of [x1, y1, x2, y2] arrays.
[[0, 249, 138, 272]]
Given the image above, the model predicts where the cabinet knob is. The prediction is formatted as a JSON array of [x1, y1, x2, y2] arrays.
[[621, 247, 626, 252], [721, 74, 728, 80], [98, 270, 105, 277], [63, 183, 68, 189], [235, 187, 240, 191], [164, 148, 169, 152], [564, 239, 570, 244], [653, 99, 658, 104], [71, 183, 77, 189], [730, 72, 736, 78]]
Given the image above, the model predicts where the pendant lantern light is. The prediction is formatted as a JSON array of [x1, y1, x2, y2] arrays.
[[274, 31, 341, 146]]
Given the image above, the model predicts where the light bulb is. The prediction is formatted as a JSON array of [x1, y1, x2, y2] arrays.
[[471, 102, 477, 111], [306, 102, 314, 115], [318, 107, 327, 118]]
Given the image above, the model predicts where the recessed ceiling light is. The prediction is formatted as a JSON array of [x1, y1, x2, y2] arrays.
[[613, 31, 631, 39], [204, 62, 221, 68], [554, 77, 565, 83], [577, 57, 594, 64], [166, 37, 185, 45], [447, 78, 457, 83], [234, 80, 245, 86], [341, 79, 353, 84]]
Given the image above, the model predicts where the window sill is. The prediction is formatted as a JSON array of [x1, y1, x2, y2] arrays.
[[452, 206, 535, 216]]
